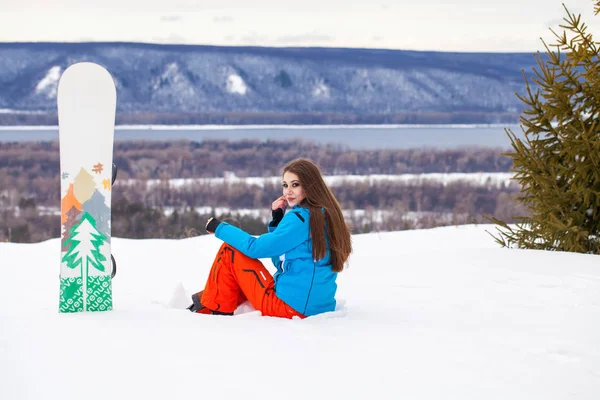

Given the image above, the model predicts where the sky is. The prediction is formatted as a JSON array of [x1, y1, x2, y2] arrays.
[[1, 0, 599, 52], [1, 225, 599, 399]]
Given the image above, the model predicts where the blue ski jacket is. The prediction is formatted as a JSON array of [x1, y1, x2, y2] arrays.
[[214, 205, 337, 316]]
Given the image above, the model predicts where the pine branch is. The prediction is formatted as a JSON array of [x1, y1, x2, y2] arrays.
[[492, 2, 600, 254]]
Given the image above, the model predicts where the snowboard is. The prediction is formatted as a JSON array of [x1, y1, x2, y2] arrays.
[[58, 62, 117, 313]]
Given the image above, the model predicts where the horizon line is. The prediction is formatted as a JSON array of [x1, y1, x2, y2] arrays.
[[0, 40, 539, 55]]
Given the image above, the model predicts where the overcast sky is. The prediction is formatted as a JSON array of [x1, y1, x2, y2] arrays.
[[1, 0, 599, 52]]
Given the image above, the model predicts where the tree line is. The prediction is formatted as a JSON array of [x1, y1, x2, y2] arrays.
[[0, 139, 523, 242], [0, 111, 520, 126], [1, 178, 524, 242], [0, 139, 512, 183]]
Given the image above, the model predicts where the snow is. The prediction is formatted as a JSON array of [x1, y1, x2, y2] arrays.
[[35, 66, 62, 99], [226, 74, 248, 95], [1, 224, 599, 399], [118, 172, 516, 190], [312, 79, 330, 98], [151, 62, 195, 96], [0, 109, 46, 115], [329, 172, 516, 187]]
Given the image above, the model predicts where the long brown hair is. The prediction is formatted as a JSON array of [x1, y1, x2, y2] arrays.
[[282, 158, 352, 272]]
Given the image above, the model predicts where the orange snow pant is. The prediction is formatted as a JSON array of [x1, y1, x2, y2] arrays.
[[200, 243, 305, 319]]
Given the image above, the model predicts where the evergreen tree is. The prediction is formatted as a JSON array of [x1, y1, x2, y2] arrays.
[[62, 212, 108, 274], [492, 2, 600, 253]]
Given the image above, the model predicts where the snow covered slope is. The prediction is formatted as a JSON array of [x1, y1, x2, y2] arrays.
[[0, 42, 533, 115], [1, 225, 598, 399]]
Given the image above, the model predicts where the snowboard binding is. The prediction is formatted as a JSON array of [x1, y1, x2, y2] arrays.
[[110, 162, 118, 279], [110, 254, 117, 279], [111, 162, 117, 185]]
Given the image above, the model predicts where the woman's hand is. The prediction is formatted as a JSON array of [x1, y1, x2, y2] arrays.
[[205, 217, 221, 234], [271, 195, 288, 212]]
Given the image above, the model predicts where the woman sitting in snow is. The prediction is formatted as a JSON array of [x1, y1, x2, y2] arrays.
[[188, 158, 352, 318]]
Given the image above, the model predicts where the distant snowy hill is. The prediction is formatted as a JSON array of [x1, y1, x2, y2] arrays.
[[0, 42, 537, 117], [1, 225, 599, 400]]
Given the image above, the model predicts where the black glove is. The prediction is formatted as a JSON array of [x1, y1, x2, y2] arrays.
[[269, 208, 284, 228], [206, 217, 221, 233]]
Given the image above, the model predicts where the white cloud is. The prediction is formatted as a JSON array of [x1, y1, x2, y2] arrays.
[[160, 16, 182, 23], [212, 16, 234, 23], [274, 33, 335, 44], [0, 0, 598, 52]]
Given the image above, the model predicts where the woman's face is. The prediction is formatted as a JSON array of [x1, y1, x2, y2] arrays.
[[282, 171, 306, 208]]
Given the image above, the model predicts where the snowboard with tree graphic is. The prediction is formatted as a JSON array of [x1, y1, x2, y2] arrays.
[[58, 62, 116, 313]]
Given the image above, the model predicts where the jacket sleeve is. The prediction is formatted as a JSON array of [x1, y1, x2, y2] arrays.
[[267, 208, 284, 233], [215, 211, 309, 260]]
